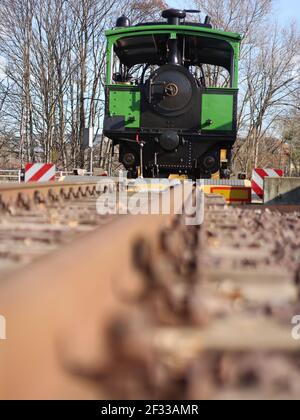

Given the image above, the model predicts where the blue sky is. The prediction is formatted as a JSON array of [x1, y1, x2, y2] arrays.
[[168, 0, 300, 25], [275, 0, 300, 24]]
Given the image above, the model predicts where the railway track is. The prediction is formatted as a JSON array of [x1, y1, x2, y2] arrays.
[[0, 182, 116, 278], [0, 184, 300, 399]]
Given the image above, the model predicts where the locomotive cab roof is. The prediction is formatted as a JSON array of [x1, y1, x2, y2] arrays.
[[106, 9, 241, 71], [106, 20, 241, 42]]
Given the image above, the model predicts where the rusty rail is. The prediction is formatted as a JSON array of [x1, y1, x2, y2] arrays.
[[0, 181, 117, 279], [0, 185, 191, 399], [0, 189, 300, 399], [0, 181, 102, 210]]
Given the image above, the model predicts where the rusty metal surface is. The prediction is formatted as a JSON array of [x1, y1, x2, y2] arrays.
[[0, 182, 116, 278], [0, 181, 100, 210], [0, 186, 187, 399], [0, 190, 300, 399]]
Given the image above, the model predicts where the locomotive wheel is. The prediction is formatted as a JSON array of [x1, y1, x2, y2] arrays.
[[127, 168, 138, 179]]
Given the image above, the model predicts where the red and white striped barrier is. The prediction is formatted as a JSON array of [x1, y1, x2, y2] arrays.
[[25, 163, 56, 183], [251, 168, 283, 201]]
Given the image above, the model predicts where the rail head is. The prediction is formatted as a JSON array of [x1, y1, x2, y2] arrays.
[[0, 181, 103, 211], [0, 182, 200, 399]]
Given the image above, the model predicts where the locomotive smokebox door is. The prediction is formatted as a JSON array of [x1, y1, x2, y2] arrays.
[[141, 64, 201, 131]]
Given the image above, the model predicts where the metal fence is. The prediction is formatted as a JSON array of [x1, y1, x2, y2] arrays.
[[0, 169, 94, 183], [56, 171, 93, 179], [0, 169, 22, 183]]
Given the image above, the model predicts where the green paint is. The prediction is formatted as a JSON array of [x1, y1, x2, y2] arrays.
[[109, 87, 141, 128], [105, 24, 241, 129], [201, 91, 236, 131], [105, 24, 242, 42]]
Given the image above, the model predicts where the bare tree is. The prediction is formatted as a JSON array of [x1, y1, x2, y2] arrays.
[[0, 0, 118, 168], [193, 0, 300, 176], [280, 105, 300, 176], [0, 0, 35, 164], [233, 22, 299, 174], [0, 0, 169, 170]]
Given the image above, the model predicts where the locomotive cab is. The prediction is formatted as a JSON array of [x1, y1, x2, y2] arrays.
[[104, 9, 241, 178]]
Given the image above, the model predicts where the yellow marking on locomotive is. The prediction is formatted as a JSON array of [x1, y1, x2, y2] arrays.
[[168, 174, 188, 180], [211, 149, 228, 180], [199, 181, 252, 204], [220, 149, 228, 162]]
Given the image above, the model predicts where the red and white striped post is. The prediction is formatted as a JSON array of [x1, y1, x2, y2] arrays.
[[251, 168, 283, 202], [24, 163, 56, 183]]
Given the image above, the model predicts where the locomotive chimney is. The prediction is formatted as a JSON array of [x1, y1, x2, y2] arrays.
[[162, 9, 186, 25], [162, 9, 185, 65], [167, 39, 182, 65]]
